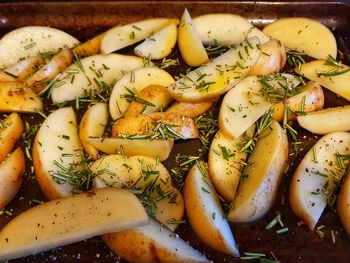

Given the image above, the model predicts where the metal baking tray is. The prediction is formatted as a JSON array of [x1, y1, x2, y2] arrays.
[[0, 1, 350, 262]]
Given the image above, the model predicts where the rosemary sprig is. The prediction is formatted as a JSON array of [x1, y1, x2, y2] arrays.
[[317, 55, 350, 77], [286, 48, 306, 70], [195, 113, 218, 156], [120, 87, 155, 107]]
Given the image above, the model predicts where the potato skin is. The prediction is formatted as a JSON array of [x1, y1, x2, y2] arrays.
[[166, 101, 214, 118], [338, 174, 350, 235]]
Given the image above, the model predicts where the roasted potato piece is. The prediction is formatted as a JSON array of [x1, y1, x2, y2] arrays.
[[166, 100, 214, 118]]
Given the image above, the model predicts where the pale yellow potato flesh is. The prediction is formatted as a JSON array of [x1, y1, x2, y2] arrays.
[[228, 121, 288, 222], [262, 17, 337, 59], [112, 112, 199, 139], [73, 33, 104, 57], [0, 188, 148, 261], [26, 48, 73, 92], [168, 37, 261, 103], [337, 172, 350, 235], [135, 23, 178, 60], [51, 54, 144, 104], [208, 128, 253, 202], [273, 81, 324, 122], [0, 71, 16, 82], [218, 76, 271, 139], [33, 107, 84, 200], [193, 13, 269, 45], [0, 82, 43, 113], [248, 39, 287, 76], [166, 100, 214, 118], [178, 9, 209, 67], [184, 161, 240, 256], [109, 67, 174, 120], [101, 18, 179, 54], [91, 155, 184, 231], [124, 84, 174, 118], [102, 218, 210, 263], [0, 148, 25, 210], [0, 26, 79, 68], [290, 132, 350, 230], [0, 112, 24, 162], [295, 59, 350, 101], [79, 102, 108, 160], [87, 137, 173, 162], [297, 105, 350, 134], [4, 56, 44, 81]]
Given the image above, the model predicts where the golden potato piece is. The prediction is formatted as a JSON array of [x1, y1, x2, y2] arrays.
[[73, 33, 104, 57], [166, 100, 214, 118], [4, 56, 44, 81]]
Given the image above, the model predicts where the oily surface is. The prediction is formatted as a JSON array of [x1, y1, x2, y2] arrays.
[[0, 1, 350, 263]]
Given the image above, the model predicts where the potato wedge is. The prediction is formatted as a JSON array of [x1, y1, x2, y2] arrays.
[[112, 113, 199, 139], [193, 13, 269, 45], [88, 137, 173, 162], [0, 26, 79, 68], [0, 82, 43, 113], [109, 67, 174, 120], [218, 76, 271, 138], [262, 17, 337, 59], [33, 107, 84, 200], [4, 56, 44, 81], [135, 23, 178, 60], [0, 188, 148, 261], [208, 128, 254, 202], [79, 103, 108, 160], [102, 218, 210, 263], [101, 18, 179, 54], [0, 112, 24, 162], [0, 71, 16, 82], [297, 105, 350, 134], [248, 39, 287, 76], [166, 100, 214, 118], [273, 81, 324, 121], [51, 54, 144, 104], [168, 37, 261, 103], [295, 59, 350, 101], [290, 132, 350, 230], [91, 155, 184, 231], [73, 33, 104, 57], [178, 9, 209, 67], [184, 161, 239, 256], [0, 148, 25, 210], [228, 121, 288, 222], [337, 171, 350, 235], [26, 48, 73, 92], [124, 84, 174, 118]]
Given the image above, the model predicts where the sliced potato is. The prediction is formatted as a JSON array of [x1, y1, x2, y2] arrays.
[[262, 17, 337, 59], [0, 71, 16, 82], [208, 128, 253, 202], [51, 54, 144, 104], [273, 81, 324, 121], [297, 105, 350, 135], [124, 84, 174, 118], [26, 48, 73, 92], [73, 33, 104, 57], [88, 137, 173, 162], [134, 23, 177, 60], [0, 112, 24, 162], [184, 161, 239, 256], [290, 132, 350, 230], [0, 188, 148, 261], [178, 9, 209, 67], [79, 103, 108, 160], [337, 171, 350, 235], [248, 39, 287, 76], [101, 18, 179, 54], [33, 107, 84, 200], [295, 59, 350, 101], [91, 155, 184, 231], [112, 112, 199, 139], [218, 76, 271, 138], [228, 121, 288, 222], [0, 148, 25, 210], [109, 67, 174, 120], [0, 82, 43, 113], [0, 26, 79, 68], [193, 13, 269, 45], [168, 37, 261, 103], [4, 56, 44, 81], [102, 218, 210, 263], [166, 100, 214, 118]]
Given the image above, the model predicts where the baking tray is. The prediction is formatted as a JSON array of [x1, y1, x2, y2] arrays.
[[0, 1, 350, 262]]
